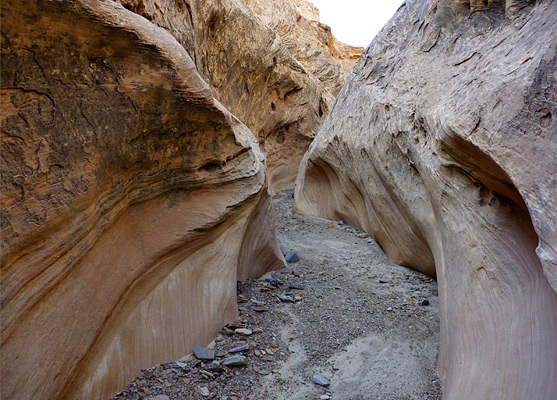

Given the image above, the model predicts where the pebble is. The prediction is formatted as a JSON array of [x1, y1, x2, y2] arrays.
[[312, 375, 330, 387], [235, 328, 252, 336], [293, 295, 303, 302], [285, 251, 300, 263], [288, 284, 305, 290], [287, 190, 294, 199], [254, 366, 271, 375], [320, 395, 331, 400], [199, 386, 210, 397], [221, 326, 236, 336], [175, 361, 187, 368], [252, 306, 268, 312], [202, 360, 224, 372], [153, 396, 170, 400], [357, 232, 369, 238], [200, 370, 214, 379], [222, 355, 248, 367], [387, 307, 393, 311], [265, 278, 282, 287], [278, 295, 295, 303], [193, 345, 215, 361], [421, 299, 430, 306], [229, 343, 250, 353], [367, 238, 373, 243]]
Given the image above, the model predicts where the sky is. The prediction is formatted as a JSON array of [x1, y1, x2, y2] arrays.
[[308, 0, 405, 48]]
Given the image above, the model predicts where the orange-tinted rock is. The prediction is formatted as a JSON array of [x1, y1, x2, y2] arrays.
[[0, 0, 283, 399], [296, 1, 556, 399], [116, 0, 362, 192]]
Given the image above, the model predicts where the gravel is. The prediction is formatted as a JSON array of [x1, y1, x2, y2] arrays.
[[112, 191, 441, 400]]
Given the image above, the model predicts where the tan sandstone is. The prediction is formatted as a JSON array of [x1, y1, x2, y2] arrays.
[[115, 0, 362, 192], [0, 0, 285, 398], [295, 0, 557, 399]]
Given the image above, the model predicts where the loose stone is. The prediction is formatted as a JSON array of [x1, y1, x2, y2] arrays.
[[229, 343, 250, 353], [265, 278, 282, 287], [235, 328, 253, 336], [200, 370, 214, 379], [202, 361, 224, 372], [278, 295, 295, 303], [193, 345, 215, 361], [285, 251, 300, 263], [312, 375, 330, 387], [222, 355, 248, 367]]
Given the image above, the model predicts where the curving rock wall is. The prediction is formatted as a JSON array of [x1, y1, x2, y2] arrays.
[[295, 0, 557, 398], [0, 0, 285, 398], [115, 0, 363, 192]]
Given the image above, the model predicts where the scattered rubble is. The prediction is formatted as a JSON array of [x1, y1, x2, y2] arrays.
[[113, 192, 441, 400]]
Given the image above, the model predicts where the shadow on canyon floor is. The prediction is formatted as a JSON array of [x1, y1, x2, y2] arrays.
[[114, 191, 441, 400]]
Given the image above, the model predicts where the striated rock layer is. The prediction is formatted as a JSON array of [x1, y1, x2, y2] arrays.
[[295, 0, 557, 399], [0, 0, 285, 398], [115, 0, 363, 192]]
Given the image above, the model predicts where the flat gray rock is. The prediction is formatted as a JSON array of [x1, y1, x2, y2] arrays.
[[228, 343, 250, 353], [222, 355, 248, 367], [288, 284, 305, 290], [312, 374, 330, 387], [193, 345, 215, 361], [278, 295, 295, 303]]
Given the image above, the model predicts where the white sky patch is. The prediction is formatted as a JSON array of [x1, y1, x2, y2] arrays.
[[309, 0, 405, 48]]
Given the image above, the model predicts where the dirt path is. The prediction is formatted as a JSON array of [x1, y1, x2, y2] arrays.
[[114, 191, 441, 400]]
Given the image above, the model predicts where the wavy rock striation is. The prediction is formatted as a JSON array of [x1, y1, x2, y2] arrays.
[[115, 0, 362, 192], [295, 1, 557, 398], [0, 0, 284, 398]]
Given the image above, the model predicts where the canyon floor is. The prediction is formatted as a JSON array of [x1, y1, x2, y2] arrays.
[[114, 191, 441, 400]]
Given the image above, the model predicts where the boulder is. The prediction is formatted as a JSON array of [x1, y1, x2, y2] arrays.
[[295, 1, 556, 399], [0, 0, 284, 398]]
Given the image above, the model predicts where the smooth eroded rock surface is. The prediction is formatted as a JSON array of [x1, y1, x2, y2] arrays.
[[296, 1, 556, 399], [115, 0, 363, 192], [0, 0, 284, 398]]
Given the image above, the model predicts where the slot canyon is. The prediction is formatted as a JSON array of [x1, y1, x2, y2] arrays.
[[0, 0, 555, 399]]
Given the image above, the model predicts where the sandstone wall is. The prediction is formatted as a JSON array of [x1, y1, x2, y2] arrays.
[[116, 0, 362, 192], [0, 0, 285, 398], [295, 0, 557, 398]]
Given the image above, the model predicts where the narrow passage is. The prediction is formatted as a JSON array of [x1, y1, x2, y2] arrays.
[[114, 191, 441, 400]]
